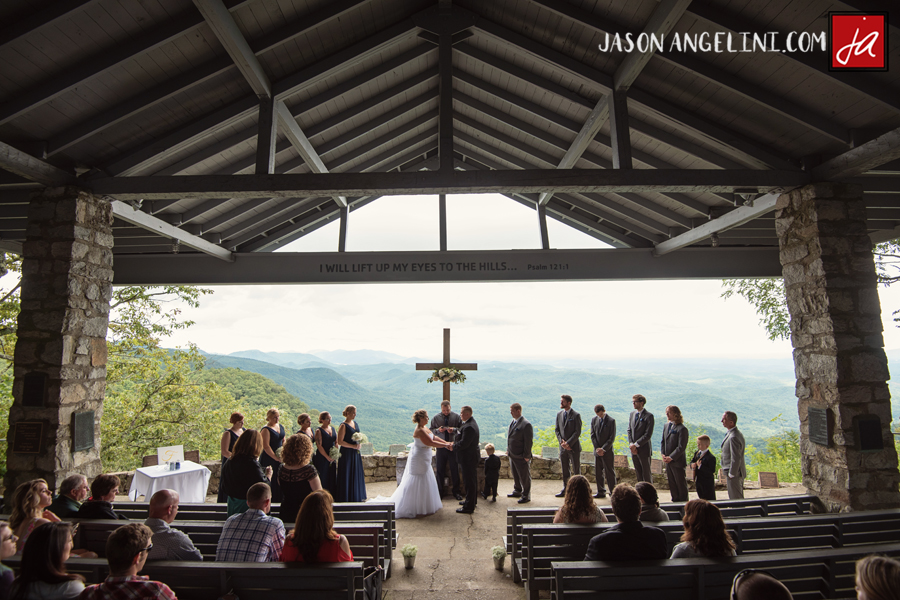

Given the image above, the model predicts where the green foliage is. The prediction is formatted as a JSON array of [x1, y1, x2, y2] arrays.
[[746, 415, 802, 483], [194, 367, 312, 427], [0, 254, 22, 476], [721, 278, 790, 341]]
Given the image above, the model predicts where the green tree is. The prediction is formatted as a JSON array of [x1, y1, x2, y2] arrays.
[[745, 415, 802, 483]]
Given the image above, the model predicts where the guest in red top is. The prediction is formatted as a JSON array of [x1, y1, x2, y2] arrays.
[[281, 490, 353, 563]]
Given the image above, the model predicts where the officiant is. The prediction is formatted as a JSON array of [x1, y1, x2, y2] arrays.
[[431, 401, 464, 501]]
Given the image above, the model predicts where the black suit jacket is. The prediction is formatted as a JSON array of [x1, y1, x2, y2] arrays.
[[627, 410, 654, 455], [590, 415, 616, 453], [456, 418, 480, 467], [507, 417, 533, 460], [76, 500, 128, 520], [692, 450, 717, 481], [584, 521, 667, 561], [660, 422, 689, 468]]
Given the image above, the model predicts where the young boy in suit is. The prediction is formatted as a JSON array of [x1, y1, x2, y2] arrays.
[[482, 444, 501, 502], [690, 435, 717, 501]]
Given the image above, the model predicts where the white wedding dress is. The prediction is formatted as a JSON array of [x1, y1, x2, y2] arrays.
[[390, 431, 443, 519]]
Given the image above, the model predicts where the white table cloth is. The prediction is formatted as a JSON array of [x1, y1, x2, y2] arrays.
[[128, 460, 211, 504]]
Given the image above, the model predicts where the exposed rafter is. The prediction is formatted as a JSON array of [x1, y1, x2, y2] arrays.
[[812, 126, 900, 181], [0, 142, 76, 187], [110, 201, 234, 261]]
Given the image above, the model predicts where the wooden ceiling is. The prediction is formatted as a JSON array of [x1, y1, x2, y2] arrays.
[[0, 0, 898, 281]]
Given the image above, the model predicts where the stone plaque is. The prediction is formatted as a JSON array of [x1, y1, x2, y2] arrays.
[[72, 411, 95, 452], [581, 451, 595, 464], [22, 372, 47, 408], [855, 415, 884, 452], [808, 407, 830, 446], [541, 446, 559, 460], [12, 422, 44, 453], [389, 444, 407, 456], [650, 459, 664, 474], [359, 443, 374, 456], [758, 471, 779, 488], [614, 455, 628, 468]]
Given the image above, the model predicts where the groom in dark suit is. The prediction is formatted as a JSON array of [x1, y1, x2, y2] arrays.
[[456, 406, 480, 514]]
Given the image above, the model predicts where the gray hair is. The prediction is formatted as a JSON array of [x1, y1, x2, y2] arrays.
[[724, 411, 738, 424], [59, 474, 87, 497]]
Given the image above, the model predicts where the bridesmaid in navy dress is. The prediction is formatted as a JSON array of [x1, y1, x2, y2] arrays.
[[313, 411, 338, 496], [337, 405, 367, 502], [260, 408, 286, 503], [218, 412, 245, 502]]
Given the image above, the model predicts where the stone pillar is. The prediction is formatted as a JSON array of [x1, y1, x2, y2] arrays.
[[4, 187, 114, 493], [776, 182, 900, 512]]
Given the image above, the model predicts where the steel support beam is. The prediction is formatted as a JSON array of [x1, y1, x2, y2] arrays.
[[439, 194, 448, 251], [110, 200, 234, 261], [536, 203, 550, 250]]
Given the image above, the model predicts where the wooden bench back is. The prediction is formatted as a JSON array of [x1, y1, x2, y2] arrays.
[[550, 542, 900, 600]]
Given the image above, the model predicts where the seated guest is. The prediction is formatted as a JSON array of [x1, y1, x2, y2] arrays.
[[670, 499, 735, 558], [0, 521, 16, 600], [635, 482, 669, 522], [731, 570, 793, 600], [80, 523, 177, 600], [48, 476, 89, 519], [584, 483, 667, 561], [143, 490, 202, 562], [216, 483, 284, 563], [8, 522, 84, 600], [855, 555, 900, 600], [76, 475, 128, 520], [553, 475, 608, 524], [282, 489, 352, 563], [279, 434, 321, 524], [221, 430, 273, 517], [10, 480, 59, 554]]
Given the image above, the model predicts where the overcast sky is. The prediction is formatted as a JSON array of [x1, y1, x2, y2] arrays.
[[159, 194, 900, 362]]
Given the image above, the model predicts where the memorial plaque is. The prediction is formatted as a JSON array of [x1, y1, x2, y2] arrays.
[[541, 446, 559, 460], [389, 444, 407, 456], [808, 407, 830, 446], [22, 373, 47, 408], [360, 443, 374, 456], [855, 415, 885, 452], [650, 459, 664, 474], [581, 451, 595, 464], [614, 455, 628, 468], [72, 411, 95, 452], [758, 471, 779, 488], [12, 422, 44, 453]]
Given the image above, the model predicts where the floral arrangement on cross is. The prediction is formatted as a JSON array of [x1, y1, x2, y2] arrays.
[[427, 367, 467, 384]]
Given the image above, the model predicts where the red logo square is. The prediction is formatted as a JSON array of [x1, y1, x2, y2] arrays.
[[829, 12, 888, 71]]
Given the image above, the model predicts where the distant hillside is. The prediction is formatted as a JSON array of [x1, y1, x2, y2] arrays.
[[194, 367, 310, 419]]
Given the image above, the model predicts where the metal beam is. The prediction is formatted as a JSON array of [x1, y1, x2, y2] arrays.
[[192, 0, 271, 96], [537, 203, 550, 249], [274, 100, 347, 207], [0, 142, 76, 186], [812, 127, 900, 181], [111, 247, 783, 284], [110, 200, 234, 261], [439, 194, 448, 251], [93, 170, 806, 200], [609, 90, 632, 170], [338, 206, 349, 252], [256, 96, 277, 175], [652, 192, 782, 256]]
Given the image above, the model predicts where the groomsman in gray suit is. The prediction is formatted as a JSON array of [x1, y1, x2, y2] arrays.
[[627, 394, 655, 483], [660, 405, 689, 502], [721, 411, 746, 499], [555, 394, 582, 497], [507, 403, 533, 503], [590, 404, 616, 499]]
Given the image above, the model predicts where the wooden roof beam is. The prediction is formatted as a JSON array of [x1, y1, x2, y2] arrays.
[[0, 142, 76, 187], [812, 126, 900, 181], [0, 0, 96, 48]]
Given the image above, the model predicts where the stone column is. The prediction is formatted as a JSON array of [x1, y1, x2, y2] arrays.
[[4, 187, 114, 493], [777, 182, 900, 512]]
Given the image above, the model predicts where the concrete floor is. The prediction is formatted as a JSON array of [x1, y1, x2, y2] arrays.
[[369, 478, 807, 600]]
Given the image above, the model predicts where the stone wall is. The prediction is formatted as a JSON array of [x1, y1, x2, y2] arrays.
[[5, 188, 114, 492], [776, 182, 900, 511]]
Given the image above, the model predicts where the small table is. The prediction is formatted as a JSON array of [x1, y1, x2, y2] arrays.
[[128, 461, 211, 504]]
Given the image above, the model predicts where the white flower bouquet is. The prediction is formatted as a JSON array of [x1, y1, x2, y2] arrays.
[[352, 432, 368, 444], [426, 367, 467, 384], [329, 446, 340, 461]]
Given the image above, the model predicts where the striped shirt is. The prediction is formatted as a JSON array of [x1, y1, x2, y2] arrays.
[[215, 509, 285, 563]]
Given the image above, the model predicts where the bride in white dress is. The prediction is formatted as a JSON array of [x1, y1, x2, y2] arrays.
[[391, 409, 454, 518]]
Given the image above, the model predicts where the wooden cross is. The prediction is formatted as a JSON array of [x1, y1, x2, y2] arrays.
[[416, 328, 477, 401]]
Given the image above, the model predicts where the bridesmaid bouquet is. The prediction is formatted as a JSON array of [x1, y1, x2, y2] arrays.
[[352, 432, 368, 444], [329, 446, 340, 461]]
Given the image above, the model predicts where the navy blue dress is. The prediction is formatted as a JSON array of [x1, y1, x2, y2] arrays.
[[218, 428, 243, 503], [260, 424, 286, 502], [337, 421, 367, 502], [312, 425, 338, 496]]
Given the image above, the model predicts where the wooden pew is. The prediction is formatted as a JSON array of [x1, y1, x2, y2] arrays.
[[506, 494, 813, 583], [550, 542, 900, 600], [2, 556, 369, 600], [520, 509, 900, 600], [71, 519, 387, 574]]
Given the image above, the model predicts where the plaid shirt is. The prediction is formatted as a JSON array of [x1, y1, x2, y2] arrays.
[[79, 575, 176, 600], [216, 509, 285, 562]]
